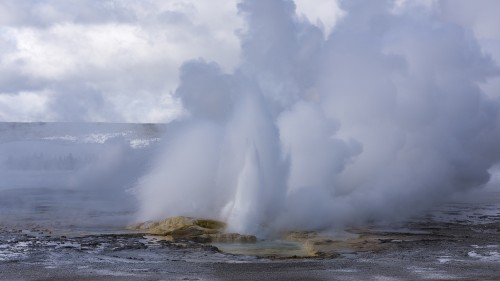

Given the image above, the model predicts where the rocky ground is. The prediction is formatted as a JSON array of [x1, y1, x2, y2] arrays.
[[1, 188, 500, 280], [2, 208, 500, 280]]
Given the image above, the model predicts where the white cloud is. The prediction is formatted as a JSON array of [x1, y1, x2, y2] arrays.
[[0, 0, 499, 123], [439, 0, 500, 40], [0, 91, 54, 121], [0, 0, 242, 122], [437, 0, 500, 99], [294, 0, 345, 38]]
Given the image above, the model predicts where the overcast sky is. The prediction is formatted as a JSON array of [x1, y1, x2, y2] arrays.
[[0, 0, 499, 123]]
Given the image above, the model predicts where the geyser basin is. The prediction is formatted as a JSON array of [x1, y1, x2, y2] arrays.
[[2, 0, 500, 279]]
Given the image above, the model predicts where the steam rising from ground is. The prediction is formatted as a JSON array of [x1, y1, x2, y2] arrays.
[[136, 0, 500, 236]]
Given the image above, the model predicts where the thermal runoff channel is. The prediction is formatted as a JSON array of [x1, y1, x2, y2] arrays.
[[135, 0, 500, 236]]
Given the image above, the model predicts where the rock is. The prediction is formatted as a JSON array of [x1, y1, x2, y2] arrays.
[[130, 220, 159, 231], [129, 216, 225, 235], [302, 235, 386, 257], [282, 230, 392, 258], [128, 216, 256, 243]]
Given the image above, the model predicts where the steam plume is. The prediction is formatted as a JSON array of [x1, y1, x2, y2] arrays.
[[135, 0, 500, 235]]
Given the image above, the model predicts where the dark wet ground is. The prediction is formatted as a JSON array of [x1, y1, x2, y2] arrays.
[[1, 189, 500, 280], [1, 222, 500, 281]]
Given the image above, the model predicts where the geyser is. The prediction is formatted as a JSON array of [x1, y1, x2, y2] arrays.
[[135, 0, 500, 236]]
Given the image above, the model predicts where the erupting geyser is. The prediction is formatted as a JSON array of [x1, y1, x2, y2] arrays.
[[135, 0, 500, 236]]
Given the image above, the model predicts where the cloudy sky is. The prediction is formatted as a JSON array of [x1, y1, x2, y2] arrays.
[[0, 0, 499, 123]]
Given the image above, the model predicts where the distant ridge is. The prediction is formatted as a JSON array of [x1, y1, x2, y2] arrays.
[[0, 122, 167, 143]]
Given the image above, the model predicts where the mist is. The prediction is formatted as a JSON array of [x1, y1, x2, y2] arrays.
[[135, 0, 500, 236], [0, 122, 162, 232]]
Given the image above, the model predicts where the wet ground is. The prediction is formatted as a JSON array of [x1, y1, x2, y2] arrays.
[[1, 188, 500, 280]]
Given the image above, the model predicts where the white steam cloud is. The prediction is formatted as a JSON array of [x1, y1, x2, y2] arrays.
[[135, 0, 500, 236]]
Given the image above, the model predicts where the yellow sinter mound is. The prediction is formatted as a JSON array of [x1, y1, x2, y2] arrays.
[[129, 216, 256, 243]]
